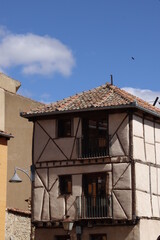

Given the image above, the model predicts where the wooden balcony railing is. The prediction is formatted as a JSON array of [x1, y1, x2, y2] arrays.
[[77, 137, 108, 158], [76, 195, 112, 219]]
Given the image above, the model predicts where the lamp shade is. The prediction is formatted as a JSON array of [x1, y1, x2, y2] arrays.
[[62, 217, 74, 231], [9, 171, 22, 183]]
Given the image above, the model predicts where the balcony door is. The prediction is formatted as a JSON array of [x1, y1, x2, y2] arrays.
[[82, 117, 108, 157], [82, 173, 109, 218]]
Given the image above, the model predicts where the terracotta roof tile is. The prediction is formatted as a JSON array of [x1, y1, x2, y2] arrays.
[[21, 83, 160, 117]]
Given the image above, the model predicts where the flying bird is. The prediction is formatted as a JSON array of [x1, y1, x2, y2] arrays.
[[131, 57, 135, 60]]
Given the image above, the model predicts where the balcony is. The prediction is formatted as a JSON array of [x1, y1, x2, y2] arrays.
[[77, 137, 108, 158], [76, 195, 112, 219]]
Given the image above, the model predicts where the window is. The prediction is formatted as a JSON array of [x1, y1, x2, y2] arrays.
[[90, 234, 107, 240], [59, 175, 72, 195], [58, 119, 71, 137], [81, 117, 108, 157], [56, 236, 70, 240]]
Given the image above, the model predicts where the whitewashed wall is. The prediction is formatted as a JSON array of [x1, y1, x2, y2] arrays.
[[133, 114, 160, 218]]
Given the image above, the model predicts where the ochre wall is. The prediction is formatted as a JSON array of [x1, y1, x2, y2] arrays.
[[5, 91, 42, 210], [0, 138, 8, 240], [0, 88, 5, 130]]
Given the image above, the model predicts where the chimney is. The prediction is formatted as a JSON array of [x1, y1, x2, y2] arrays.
[[110, 74, 113, 85]]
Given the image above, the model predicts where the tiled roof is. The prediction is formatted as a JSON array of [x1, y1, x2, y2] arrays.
[[21, 83, 160, 117], [7, 207, 31, 217], [0, 130, 13, 139]]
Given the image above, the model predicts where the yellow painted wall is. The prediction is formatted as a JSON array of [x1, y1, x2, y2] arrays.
[[0, 138, 8, 240]]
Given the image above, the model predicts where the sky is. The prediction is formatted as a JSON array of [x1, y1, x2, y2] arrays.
[[0, 0, 160, 105]]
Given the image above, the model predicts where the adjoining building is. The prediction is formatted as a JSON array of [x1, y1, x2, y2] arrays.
[[0, 130, 13, 240], [22, 82, 160, 240], [0, 73, 43, 240]]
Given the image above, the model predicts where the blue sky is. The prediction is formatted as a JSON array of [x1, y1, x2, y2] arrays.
[[0, 0, 160, 104]]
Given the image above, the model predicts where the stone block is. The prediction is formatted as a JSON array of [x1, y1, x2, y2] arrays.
[[155, 143, 160, 165], [155, 123, 160, 143], [152, 195, 160, 218], [136, 191, 151, 217], [158, 169, 160, 195], [151, 167, 158, 195], [135, 163, 150, 192], [145, 143, 156, 164], [144, 119, 154, 144], [133, 115, 143, 138], [133, 136, 145, 161]]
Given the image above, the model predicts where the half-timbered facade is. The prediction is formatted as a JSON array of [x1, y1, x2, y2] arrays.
[[22, 83, 160, 240]]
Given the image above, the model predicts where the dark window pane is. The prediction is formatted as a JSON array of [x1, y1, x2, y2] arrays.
[[59, 175, 72, 195], [58, 119, 71, 137], [56, 236, 70, 240], [90, 234, 107, 240]]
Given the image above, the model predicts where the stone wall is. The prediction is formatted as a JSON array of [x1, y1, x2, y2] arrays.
[[5, 209, 31, 240]]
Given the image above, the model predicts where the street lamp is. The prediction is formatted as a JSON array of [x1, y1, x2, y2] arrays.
[[9, 165, 35, 183], [9, 165, 35, 240], [62, 216, 74, 233]]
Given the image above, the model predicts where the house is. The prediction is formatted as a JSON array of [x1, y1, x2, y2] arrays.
[[0, 73, 43, 239], [0, 130, 13, 240], [22, 83, 160, 240]]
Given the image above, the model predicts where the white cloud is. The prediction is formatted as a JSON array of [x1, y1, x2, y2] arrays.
[[0, 27, 75, 76], [39, 93, 51, 104], [123, 87, 160, 107], [18, 88, 33, 99]]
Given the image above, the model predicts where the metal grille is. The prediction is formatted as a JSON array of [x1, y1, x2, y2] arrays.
[[76, 195, 112, 219]]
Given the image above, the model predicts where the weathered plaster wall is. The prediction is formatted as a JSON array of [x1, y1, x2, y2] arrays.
[[109, 113, 129, 157], [112, 162, 132, 220], [35, 224, 140, 240], [34, 118, 81, 163], [5, 210, 31, 240], [33, 164, 112, 221], [139, 219, 160, 240], [33, 161, 132, 222], [0, 138, 8, 240], [33, 113, 132, 222]]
